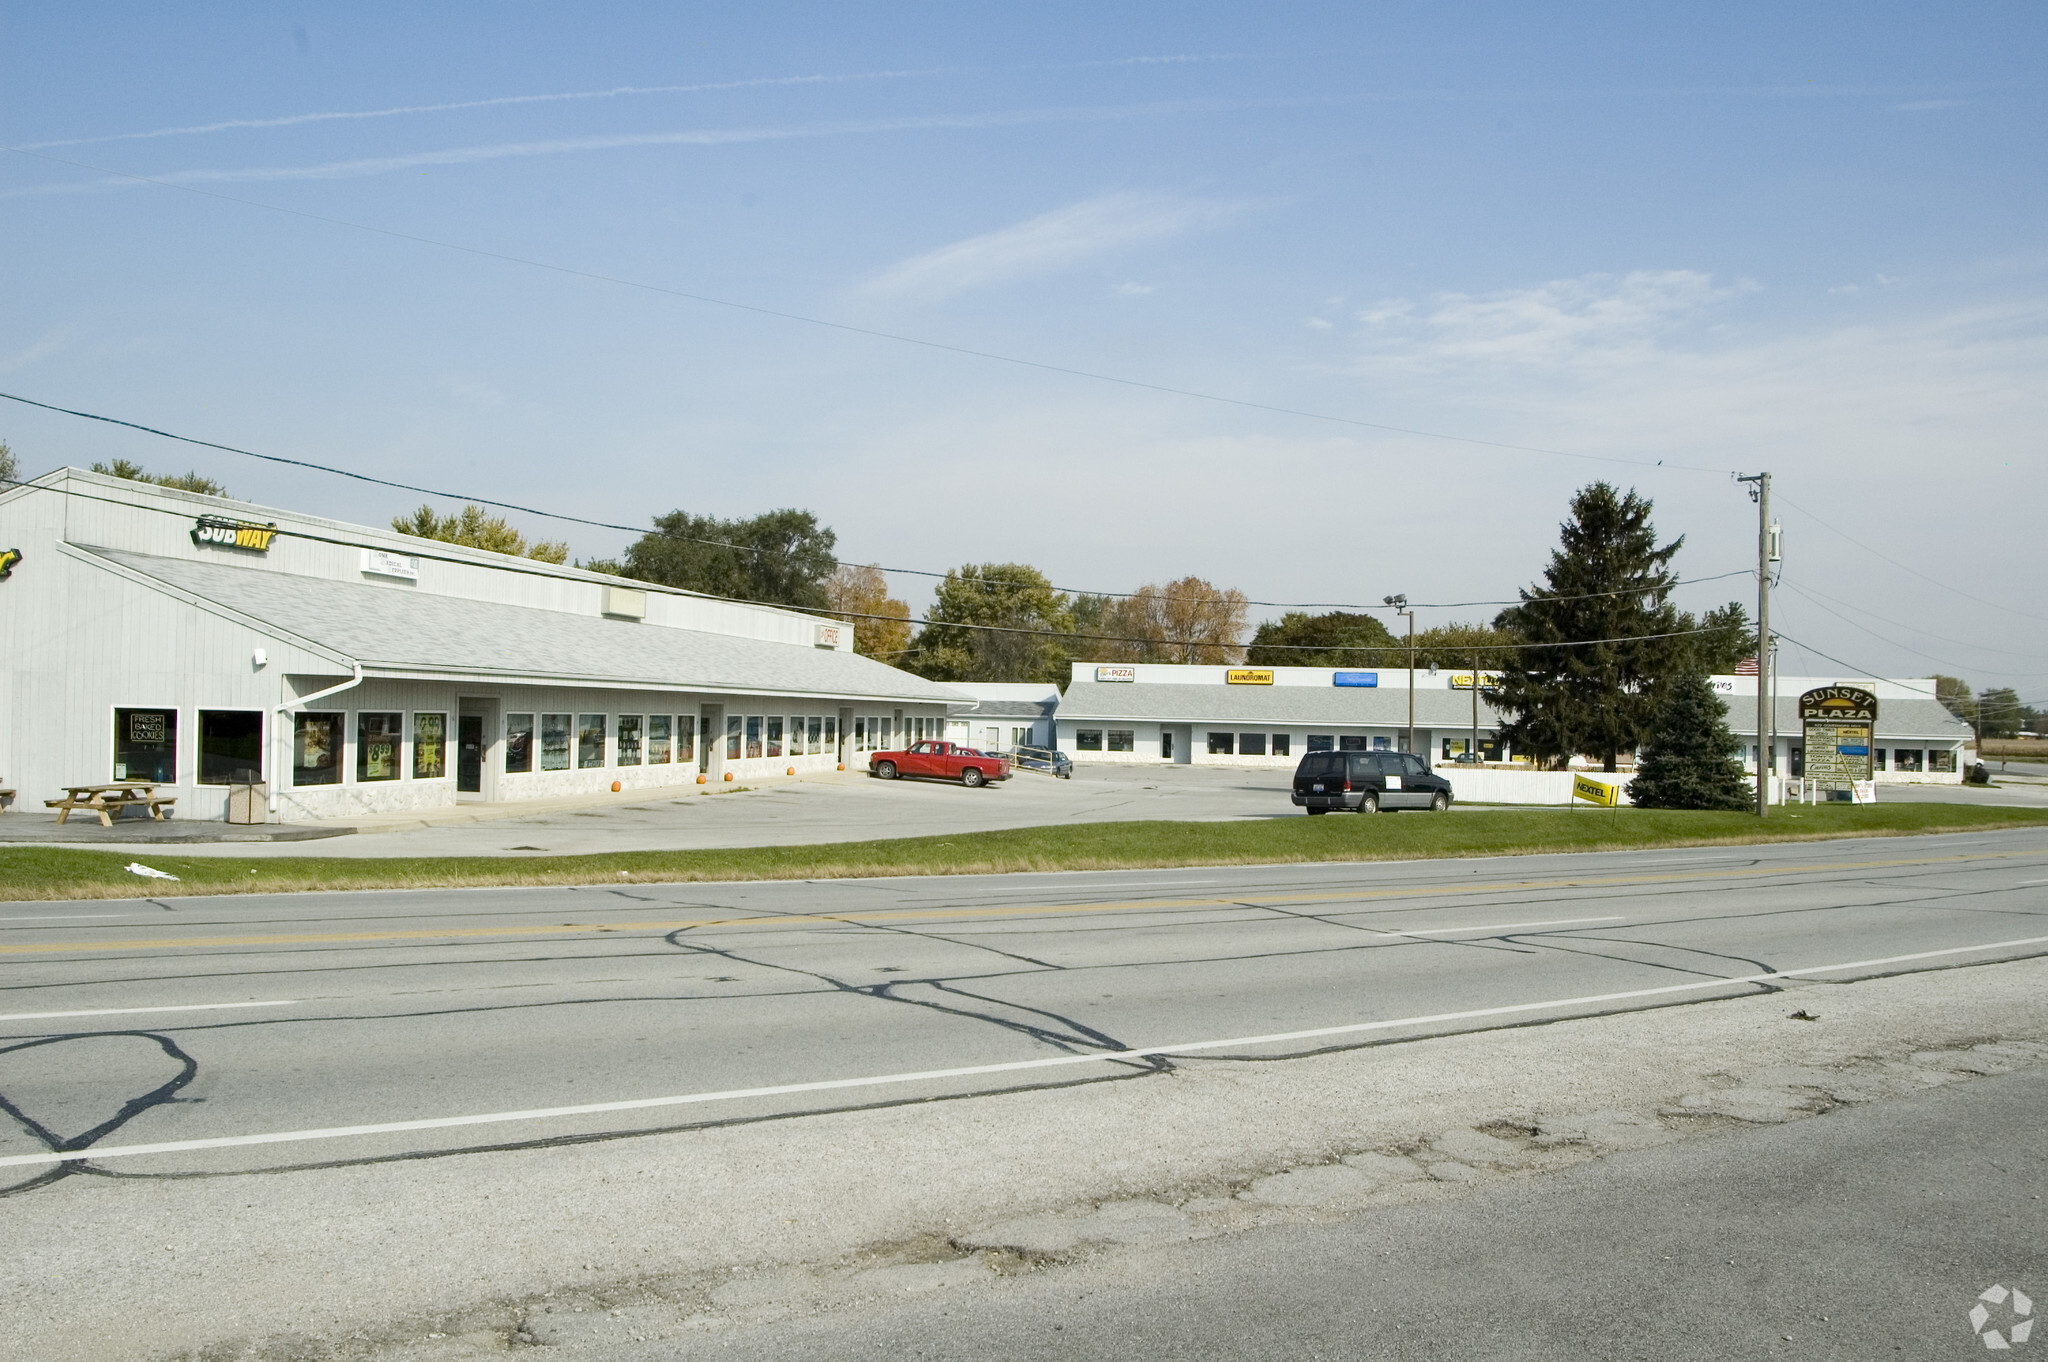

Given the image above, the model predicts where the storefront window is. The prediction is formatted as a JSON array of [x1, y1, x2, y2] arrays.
[[745, 716, 763, 759], [506, 714, 535, 773], [824, 716, 837, 754], [1307, 735, 1334, 752], [1207, 732, 1233, 755], [357, 712, 402, 782], [807, 716, 823, 755], [726, 715, 742, 760], [293, 712, 342, 786], [1929, 749, 1956, 773], [577, 714, 606, 768], [198, 710, 262, 785], [1271, 734, 1291, 756], [617, 715, 642, 766], [1107, 730, 1135, 752], [766, 716, 784, 758], [648, 715, 672, 765], [1341, 735, 1370, 751], [541, 714, 572, 771], [1076, 730, 1103, 751], [677, 715, 695, 764], [413, 713, 446, 780], [855, 717, 866, 750], [1238, 733, 1265, 756], [1895, 748, 1924, 772], [113, 707, 178, 783]]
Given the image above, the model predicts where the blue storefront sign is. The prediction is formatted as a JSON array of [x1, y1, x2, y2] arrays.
[[1333, 671, 1379, 688]]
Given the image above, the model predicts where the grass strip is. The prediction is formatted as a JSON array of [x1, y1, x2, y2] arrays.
[[3, 803, 2046, 903]]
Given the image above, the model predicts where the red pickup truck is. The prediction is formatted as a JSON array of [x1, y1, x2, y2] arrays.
[[869, 741, 1011, 788]]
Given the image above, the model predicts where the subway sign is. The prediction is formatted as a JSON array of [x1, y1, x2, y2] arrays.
[[1226, 668, 1274, 685], [192, 516, 279, 552], [0, 547, 19, 581]]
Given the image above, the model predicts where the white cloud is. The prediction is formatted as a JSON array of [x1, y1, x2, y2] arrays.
[[1115, 281, 1156, 296], [861, 193, 1240, 301], [1356, 269, 1748, 370]]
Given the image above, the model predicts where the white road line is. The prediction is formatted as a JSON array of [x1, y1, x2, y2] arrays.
[[6, 934, 2046, 1170], [2014, 878, 2048, 887], [0, 1000, 298, 1023]]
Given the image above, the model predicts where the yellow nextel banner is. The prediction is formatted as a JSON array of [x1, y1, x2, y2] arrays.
[[1572, 775, 1620, 806], [1226, 668, 1274, 685]]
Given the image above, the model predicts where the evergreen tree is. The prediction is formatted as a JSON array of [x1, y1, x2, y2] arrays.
[[1489, 483, 1685, 771], [1627, 668, 1755, 810]]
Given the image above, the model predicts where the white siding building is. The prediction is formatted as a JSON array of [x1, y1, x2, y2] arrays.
[[0, 468, 967, 822], [942, 684, 1059, 752]]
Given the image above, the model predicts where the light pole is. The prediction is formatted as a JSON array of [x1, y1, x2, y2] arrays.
[[1385, 594, 1415, 754]]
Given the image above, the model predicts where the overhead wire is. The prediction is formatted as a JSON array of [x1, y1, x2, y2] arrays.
[[0, 396, 1753, 612], [1, 144, 1738, 478]]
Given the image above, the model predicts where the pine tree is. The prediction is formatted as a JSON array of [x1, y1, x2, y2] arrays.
[[1489, 483, 1684, 771], [1627, 668, 1754, 810]]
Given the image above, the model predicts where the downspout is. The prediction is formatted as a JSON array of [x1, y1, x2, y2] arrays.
[[270, 662, 363, 819]]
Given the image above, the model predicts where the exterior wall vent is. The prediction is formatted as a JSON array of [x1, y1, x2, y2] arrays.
[[602, 585, 648, 620]]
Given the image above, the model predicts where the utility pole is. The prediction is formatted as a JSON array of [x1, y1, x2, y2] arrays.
[[1385, 594, 1415, 754], [1736, 472, 1774, 818], [1471, 647, 1481, 763]]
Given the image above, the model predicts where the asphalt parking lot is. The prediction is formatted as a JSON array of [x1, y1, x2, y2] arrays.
[[2, 760, 2039, 858]]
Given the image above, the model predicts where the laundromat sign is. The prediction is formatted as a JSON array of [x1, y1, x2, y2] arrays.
[[192, 516, 279, 552]]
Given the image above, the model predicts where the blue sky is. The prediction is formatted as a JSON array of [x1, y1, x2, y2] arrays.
[[4, 4, 2043, 693]]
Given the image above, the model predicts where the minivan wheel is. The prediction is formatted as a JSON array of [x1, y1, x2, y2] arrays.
[[1429, 791, 1450, 812], [874, 761, 897, 780], [1358, 791, 1379, 815]]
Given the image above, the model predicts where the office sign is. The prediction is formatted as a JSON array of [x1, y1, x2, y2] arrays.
[[1094, 665, 1137, 683], [1226, 668, 1274, 685], [1572, 775, 1620, 807], [361, 548, 420, 580], [1333, 671, 1379, 688], [192, 516, 278, 552], [1800, 686, 1877, 788], [812, 622, 844, 650]]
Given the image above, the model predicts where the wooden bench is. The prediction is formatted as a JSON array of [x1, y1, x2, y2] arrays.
[[45, 783, 177, 828]]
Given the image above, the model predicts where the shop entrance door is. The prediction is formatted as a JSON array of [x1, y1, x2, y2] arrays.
[[457, 716, 484, 793]]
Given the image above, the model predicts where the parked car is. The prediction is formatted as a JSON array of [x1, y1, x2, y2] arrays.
[[1006, 746, 1073, 779], [869, 741, 1012, 788], [1290, 750, 1453, 814]]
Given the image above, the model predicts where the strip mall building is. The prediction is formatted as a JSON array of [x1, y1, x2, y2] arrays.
[[1053, 663, 1972, 785], [0, 468, 967, 821]]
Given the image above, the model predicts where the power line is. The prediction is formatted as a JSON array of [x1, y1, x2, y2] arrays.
[[4, 143, 1736, 477], [0, 392, 1752, 612], [1775, 492, 2048, 625], [1778, 577, 2048, 661], [1775, 587, 2048, 679]]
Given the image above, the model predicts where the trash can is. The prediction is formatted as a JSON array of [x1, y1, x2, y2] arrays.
[[226, 781, 268, 824]]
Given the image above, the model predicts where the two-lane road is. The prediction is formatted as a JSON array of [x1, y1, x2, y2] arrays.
[[5, 829, 2048, 1188]]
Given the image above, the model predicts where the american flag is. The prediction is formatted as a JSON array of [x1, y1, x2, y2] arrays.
[[1734, 656, 1760, 675]]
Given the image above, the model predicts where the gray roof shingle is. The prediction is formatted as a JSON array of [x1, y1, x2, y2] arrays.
[[84, 547, 966, 705]]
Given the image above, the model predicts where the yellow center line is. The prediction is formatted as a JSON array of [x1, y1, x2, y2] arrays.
[[3, 847, 2041, 956]]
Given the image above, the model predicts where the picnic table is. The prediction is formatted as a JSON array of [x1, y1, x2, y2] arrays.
[[45, 782, 177, 827]]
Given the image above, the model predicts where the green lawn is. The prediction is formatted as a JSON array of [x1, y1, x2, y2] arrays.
[[4, 803, 2046, 901]]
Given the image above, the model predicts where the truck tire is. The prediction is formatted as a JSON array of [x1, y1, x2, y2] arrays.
[[874, 761, 898, 780], [961, 767, 985, 788]]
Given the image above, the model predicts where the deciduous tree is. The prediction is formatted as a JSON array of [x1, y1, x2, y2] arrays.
[[1100, 576, 1248, 663], [392, 504, 569, 563], [1244, 611, 1397, 666], [92, 458, 231, 498], [910, 563, 1073, 683], [824, 562, 912, 659], [616, 508, 834, 608]]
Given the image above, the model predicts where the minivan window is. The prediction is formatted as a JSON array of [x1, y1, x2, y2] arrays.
[[1297, 754, 1342, 777]]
